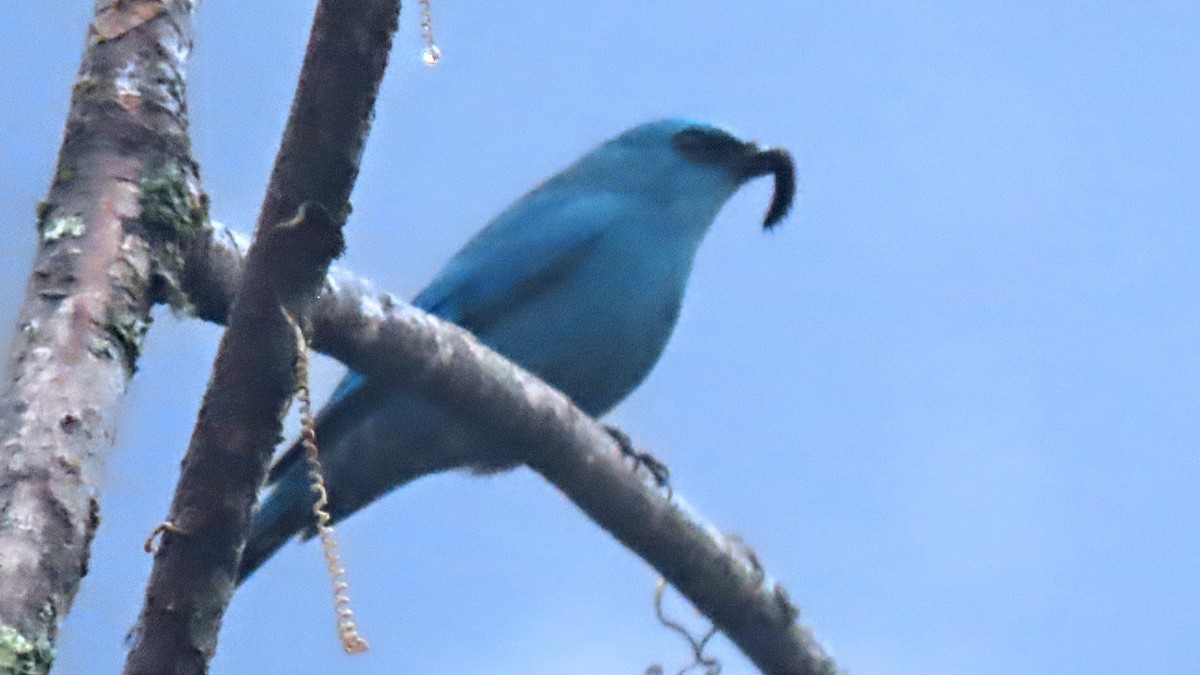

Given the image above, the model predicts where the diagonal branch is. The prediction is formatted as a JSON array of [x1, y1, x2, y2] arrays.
[[124, 205, 344, 674], [0, 2, 205, 670], [124, 1, 401, 672], [184, 227, 839, 675]]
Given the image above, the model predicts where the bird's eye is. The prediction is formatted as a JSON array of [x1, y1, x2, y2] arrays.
[[671, 128, 748, 167]]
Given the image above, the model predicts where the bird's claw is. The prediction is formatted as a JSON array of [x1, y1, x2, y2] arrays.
[[604, 424, 671, 490], [635, 453, 672, 491]]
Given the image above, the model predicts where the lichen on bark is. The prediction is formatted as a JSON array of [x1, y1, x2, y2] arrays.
[[136, 161, 209, 313], [0, 622, 55, 675]]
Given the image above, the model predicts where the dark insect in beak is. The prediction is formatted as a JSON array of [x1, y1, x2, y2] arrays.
[[735, 146, 795, 230], [672, 128, 796, 229]]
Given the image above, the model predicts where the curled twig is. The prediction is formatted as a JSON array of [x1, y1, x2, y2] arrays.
[[654, 578, 720, 675], [290, 316, 370, 654], [142, 521, 185, 554]]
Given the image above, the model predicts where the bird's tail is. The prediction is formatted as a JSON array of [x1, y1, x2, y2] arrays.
[[238, 378, 372, 583], [237, 463, 313, 584]]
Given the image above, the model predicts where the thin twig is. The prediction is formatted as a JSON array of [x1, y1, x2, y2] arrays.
[[654, 578, 721, 675]]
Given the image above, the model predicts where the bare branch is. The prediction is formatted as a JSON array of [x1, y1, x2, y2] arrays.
[[255, 0, 401, 241], [124, 205, 344, 674], [0, 1, 204, 669], [124, 0, 400, 672], [185, 229, 839, 675]]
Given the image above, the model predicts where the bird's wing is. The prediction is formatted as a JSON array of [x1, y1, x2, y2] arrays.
[[263, 190, 627, 486], [412, 189, 629, 332], [265, 371, 372, 485]]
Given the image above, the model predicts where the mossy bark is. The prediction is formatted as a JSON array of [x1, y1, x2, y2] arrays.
[[0, 1, 204, 663]]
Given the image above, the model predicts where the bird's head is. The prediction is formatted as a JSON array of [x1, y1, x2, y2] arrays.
[[564, 119, 795, 232], [666, 121, 795, 229]]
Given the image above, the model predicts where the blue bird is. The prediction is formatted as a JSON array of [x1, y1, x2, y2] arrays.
[[238, 119, 795, 581]]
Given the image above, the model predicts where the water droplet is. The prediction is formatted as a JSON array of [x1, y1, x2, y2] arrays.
[[421, 45, 441, 67]]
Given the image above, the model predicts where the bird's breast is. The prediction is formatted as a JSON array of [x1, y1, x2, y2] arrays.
[[479, 242, 690, 416]]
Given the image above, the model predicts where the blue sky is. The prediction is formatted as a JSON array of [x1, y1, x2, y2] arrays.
[[1, 2, 1197, 673]]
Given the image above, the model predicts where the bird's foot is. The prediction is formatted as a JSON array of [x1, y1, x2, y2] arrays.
[[604, 424, 671, 490]]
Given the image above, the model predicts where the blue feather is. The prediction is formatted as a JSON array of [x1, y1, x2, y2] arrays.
[[239, 119, 794, 580]]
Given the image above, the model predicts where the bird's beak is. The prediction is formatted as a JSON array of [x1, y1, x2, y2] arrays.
[[671, 128, 796, 229], [734, 144, 795, 230]]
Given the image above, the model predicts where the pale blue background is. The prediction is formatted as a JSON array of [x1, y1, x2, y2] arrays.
[[1, 2, 1197, 673]]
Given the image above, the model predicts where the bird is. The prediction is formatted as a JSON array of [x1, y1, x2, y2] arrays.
[[238, 119, 795, 581]]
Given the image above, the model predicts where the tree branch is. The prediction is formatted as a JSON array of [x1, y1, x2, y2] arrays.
[[124, 1, 400, 672], [0, 2, 204, 670], [185, 227, 839, 675], [124, 206, 344, 674]]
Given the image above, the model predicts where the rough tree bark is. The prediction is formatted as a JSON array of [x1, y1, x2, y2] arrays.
[[0, 2, 203, 671]]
